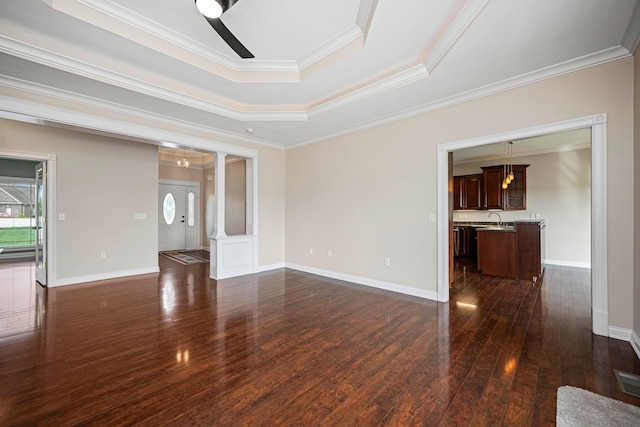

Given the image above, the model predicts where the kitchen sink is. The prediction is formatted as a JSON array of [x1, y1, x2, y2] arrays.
[[479, 225, 515, 231]]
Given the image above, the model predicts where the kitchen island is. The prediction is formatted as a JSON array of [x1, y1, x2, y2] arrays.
[[477, 225, 517, 278], [456, 220, 545, 281]]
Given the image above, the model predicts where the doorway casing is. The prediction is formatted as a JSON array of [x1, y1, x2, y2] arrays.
[[436, 114, 608, 337], [0, 148, 56, 287]]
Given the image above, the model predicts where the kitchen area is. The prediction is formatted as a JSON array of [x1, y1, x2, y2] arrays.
[[452, 156, 546, 282], [454, 218, 545, 281]]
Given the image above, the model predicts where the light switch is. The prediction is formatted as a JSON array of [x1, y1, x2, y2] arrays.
[[59, 213, 65, 221]]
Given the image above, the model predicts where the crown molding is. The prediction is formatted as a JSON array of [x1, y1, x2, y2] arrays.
[[43, 0, 378, 83], [286, 46, 628, 149], [422, 0, 490, 74], [0, 93, 263, 158], [0, 26, 314, 121], [0, 0, 485, 125], [308, 63, 428, 118], [0, 75, 285, 150], [0, 21, 436, 124], [621, 0, 640, 53], [1, 42, 628, 152], [307, 0, 488, 117], [0, 24, 307, 121]]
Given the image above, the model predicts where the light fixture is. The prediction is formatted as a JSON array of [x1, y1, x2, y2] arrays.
[[177, 150, 190, 169], [507, 141, 515, 181], [502, 141, 514, 189], [196, 0, 223, 18]]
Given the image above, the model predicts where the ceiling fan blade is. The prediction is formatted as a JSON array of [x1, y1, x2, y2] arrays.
[[206, 17, 254, 59]]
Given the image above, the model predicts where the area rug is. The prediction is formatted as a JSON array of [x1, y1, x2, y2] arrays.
[[557, 386, 640, 426], [161, 252, 208, 265]]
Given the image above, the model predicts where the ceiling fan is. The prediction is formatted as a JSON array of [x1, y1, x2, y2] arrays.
[[195, 0, 254, 59]]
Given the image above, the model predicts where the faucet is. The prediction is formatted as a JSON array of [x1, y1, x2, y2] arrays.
[[488, 212, 502, 226]]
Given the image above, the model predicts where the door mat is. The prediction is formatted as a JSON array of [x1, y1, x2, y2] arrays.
[[556, 385, 640, 426], [161, 252, 208, 265]]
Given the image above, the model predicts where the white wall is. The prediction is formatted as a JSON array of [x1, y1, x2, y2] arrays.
[[453, 149, 591, 266], [286, 57, 634, 329]]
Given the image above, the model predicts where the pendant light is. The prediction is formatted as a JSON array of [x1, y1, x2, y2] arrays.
[[507, 141, 515, 181], [502, 143, 509, 189], [502, 141, 514, 189]]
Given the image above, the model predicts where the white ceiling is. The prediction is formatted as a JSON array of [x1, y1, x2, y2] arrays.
[[0, 0, 639, 149]]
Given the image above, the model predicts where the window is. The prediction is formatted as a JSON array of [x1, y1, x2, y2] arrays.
[[187, 192, 195, 227], [0, 180, 36, 247], [163, 193, 176, 225]]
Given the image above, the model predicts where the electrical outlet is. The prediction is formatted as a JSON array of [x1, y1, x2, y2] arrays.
[[384, 257, 391, 267], [100, 251, 107, 259], [327, 250, 332, 258], [309, 248, 313, 255], [59, 213, 65, 221], [429, 213, 436, 223]]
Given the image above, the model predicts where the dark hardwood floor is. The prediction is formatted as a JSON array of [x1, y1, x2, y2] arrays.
[[1, 253, 639, 426]]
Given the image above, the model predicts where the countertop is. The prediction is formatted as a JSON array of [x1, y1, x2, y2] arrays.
[[454, 219, 544, 232]]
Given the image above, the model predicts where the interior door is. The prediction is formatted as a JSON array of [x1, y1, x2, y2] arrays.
[[35, 162, 47, 286], [158, 184, 200, 252]]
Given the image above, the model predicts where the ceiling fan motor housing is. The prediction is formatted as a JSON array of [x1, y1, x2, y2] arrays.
[[221, 0, 237, 12]]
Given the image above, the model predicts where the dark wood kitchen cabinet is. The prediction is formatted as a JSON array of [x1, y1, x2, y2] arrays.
[[455, 226, 477, 258], [515, 221, 545, 281], [482, 165, 528, 210], [476, 230, 517, 278], [453, 174, 483, 210], [482, 167, 505, 209]]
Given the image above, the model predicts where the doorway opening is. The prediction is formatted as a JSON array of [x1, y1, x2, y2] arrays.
[[159, 181, 201, 252], [158, 147, 212, 254], [0, 151, 56, 287], [437, 114, 608, 336]]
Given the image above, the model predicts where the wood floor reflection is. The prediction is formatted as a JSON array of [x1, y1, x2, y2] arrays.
[[0, 254, 638, 426]]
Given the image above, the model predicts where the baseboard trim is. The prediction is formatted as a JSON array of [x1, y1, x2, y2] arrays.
[[258, 263, 285, 272], [609, 326, 633, 342], [631, 331, 640, 361], [544, 259, 591, 268], [53, 266, 160, 287], [285, 263, 438, 301]]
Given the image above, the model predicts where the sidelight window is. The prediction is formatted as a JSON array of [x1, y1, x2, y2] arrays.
[[187, 192, 195, 227]]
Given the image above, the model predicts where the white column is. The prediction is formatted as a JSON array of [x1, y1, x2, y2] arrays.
[[245, 158, 258, 236], [213, 152, 227, 239], [210, 153, 259, 280]]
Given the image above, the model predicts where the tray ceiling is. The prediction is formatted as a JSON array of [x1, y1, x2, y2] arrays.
[[0, 0, 639, 148]]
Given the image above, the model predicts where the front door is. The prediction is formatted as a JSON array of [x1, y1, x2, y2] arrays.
[[159, 184, 199, 252], [35, 162, 47, 286]]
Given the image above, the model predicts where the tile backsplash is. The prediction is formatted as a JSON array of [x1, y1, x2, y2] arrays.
[[453, 210, 542, 223]]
